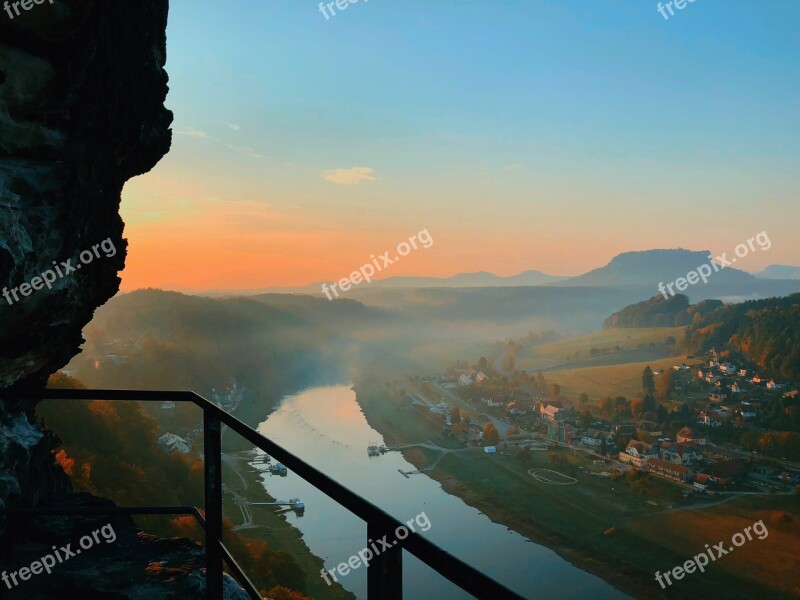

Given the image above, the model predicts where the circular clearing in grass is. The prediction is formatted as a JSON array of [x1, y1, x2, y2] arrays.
[[527, 468, 578, 485]]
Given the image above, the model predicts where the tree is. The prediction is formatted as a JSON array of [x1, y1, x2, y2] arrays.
[[536, 372, 546, 391], [643, 394, 657, 414], [656, 369, 675, 401], [642, 366, 655, 396], [578, 392, 590, 405], [550, 383, 561, 400], [266, 587, 311, 600], [450, 405, 461, 423], [598, 396, 613, 416], [630, 398, 645, 417], [518, 447, 532, 464], [478, 356, 489, 371], [483, 422, 500, 446], [502, 355, 515, 372]]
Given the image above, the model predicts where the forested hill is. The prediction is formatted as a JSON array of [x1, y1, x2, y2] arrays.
[[605, 293, 800, 381], [682, 293, 800, 381], [602, 294, 722, 328]]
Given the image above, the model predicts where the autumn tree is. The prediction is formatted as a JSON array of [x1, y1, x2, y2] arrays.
[[550, 383, 561, 400], [656, 368, 675, 401], [630, 398, 645, 417], [483, 422, 500, 446], [450, 405, 461, 423], [642, 366, 655, 396], [265, 587, 311, 600]]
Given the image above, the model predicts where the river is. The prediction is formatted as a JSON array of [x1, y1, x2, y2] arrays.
[[254, 384, 630, 600]]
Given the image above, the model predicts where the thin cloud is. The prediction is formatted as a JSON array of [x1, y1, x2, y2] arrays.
[[225, 144, 267, 160], [225, 123, 241, 131], [176, 129, 215, 140], [323, 167, 378, 185], [173, 126, 264, 159]]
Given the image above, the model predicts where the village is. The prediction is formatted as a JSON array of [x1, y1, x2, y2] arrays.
[[395, 346, 800, 500]]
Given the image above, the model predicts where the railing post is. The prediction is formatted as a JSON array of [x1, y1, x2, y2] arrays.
[[204, 412, 224, 599], [367, 522, 402, 599]]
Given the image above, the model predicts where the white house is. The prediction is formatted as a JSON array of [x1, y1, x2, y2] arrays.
[[157, 433, 191, 454], [458, 374, 473, 387], [737, 403, 757, 419], [484, 446, 497, 454], [767, 379, 784, 391], [580, 429, 604, 449], [619, 440, 656, 467], [698, 411, 724, 428]]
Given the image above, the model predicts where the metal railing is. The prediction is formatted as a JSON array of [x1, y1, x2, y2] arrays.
[[0, 389, 524, 600]]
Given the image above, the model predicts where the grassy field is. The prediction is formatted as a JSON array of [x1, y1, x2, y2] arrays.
[[429, 446, 797, 599], [546, 356, 703, 401], [516, 326, 687, 371], [506, 326, 703, 401]]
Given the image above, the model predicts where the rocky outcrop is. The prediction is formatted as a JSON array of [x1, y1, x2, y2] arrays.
[[0, 2, 236, 598], [5, 494, 249, 599], [0, 0, 172, 394], [0, 0, 172, 505]]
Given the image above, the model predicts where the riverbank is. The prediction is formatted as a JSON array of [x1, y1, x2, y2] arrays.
[[354, 372, 799, 600], [222, 451, 355, 600]]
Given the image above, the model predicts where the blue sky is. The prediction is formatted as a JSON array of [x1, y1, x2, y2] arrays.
[[120, 0, 800, 290]]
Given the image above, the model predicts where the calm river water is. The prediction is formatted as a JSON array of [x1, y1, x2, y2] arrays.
[[254, 384, 630, 600]]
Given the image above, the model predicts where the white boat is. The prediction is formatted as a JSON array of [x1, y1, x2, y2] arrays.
[[270, 463, 288, 475]]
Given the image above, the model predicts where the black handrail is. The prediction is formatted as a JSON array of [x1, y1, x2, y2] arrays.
[[0, 389, 525, 600]]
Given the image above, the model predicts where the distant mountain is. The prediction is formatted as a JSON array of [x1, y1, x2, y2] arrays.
[[209, 269, 566, 296], [363, 270, 566, 288], [754, 265, 800, 280], [560, 249, 756, 287]]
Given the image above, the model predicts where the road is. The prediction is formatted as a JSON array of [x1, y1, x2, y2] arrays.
[[430, 381, 516, 435]]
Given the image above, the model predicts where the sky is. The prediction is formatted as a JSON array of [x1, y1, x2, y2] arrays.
[[119, 0, 800, 292]]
